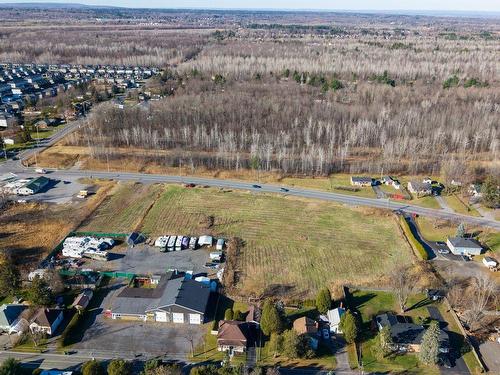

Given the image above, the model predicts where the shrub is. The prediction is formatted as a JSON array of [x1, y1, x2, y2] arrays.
[[399, 216, 429, 260]]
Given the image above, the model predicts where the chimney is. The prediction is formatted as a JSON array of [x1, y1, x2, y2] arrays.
[[340, 302, 343, 309]]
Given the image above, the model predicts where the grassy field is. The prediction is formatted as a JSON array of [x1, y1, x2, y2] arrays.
[[82, 183, 413, 297], [79, 182, 164, 233], [0, 182, 112, 271], [442, 195, 481, 216], [142, 185, 413, 297], [409, 196, 441, 209]]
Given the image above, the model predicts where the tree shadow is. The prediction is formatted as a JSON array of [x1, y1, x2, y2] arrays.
[[406, 297, 433, 312]]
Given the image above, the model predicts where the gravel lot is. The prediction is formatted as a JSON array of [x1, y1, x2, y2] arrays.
[[84, 244, 215, 276]]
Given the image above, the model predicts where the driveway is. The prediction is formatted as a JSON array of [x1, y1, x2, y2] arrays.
[[479, 341, 500, 373], [436, 196, 454, 213], [427, 306, 470, 375]]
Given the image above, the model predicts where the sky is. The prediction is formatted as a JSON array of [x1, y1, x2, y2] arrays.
[[1, 0, 499, 12]]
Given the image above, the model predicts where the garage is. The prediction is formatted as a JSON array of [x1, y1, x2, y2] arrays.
[[155, 311, 168, 322], [172, 312, 184, 323], [189, 313, 201, 325]]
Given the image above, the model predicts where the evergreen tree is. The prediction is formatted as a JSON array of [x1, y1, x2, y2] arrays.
[[0, 256, 21, 297], [107, 360, 132, 375], [456, 222, 466, 238], [374, 326, 393, 359], [418, 321, 440, 365], [315, 287, 332, 314], [281, 329, 300, 359], [339, 310, 359, 344], [268, 332, 283, 358], [0, 358, 21, 375], [260, 300, 282, 336], [82, 360, 104, 375], [27, 276, 52, 306], [482, 176, 500, 208]]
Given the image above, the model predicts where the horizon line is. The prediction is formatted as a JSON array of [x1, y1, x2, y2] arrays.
[[0, 2, 499, 15]]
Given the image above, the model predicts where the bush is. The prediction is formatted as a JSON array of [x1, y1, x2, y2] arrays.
[[399, 216, 429, 260], [224, 308, 233, 320], [59, 311, 83, 347]]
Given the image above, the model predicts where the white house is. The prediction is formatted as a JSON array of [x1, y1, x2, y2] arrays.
[[327, 307, 346, 333], [29, 308, 64, 336], [446, 237, 483, 256], [483, 257, 498, 269]]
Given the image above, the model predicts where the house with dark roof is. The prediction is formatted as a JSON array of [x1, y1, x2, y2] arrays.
[[446, 237, 483, 256], [217, 320, 253, 354], [109, 273, 212, 325], [375, 313, 449, 353], [29, 308, 64, 336], [18, 176, 50, 195], [0, 304, 28, 333]]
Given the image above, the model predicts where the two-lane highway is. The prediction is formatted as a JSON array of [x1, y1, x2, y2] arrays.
[[14, 167, 498, 230]]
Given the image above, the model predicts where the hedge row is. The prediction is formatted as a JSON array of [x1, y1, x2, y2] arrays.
[[59, 311, 83, 348], [399, 216, 429, 260]]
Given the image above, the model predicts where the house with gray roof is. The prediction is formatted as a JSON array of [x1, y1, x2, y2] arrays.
[[446, 237, 483, 256], [108, 273, 212, 325]]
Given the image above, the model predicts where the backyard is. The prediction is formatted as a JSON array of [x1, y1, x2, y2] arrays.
[[345, 290, 479, 374]]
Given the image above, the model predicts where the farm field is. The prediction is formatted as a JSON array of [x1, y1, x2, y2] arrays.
[[81, 183, 414, 297], [79, 182, 164, 234]]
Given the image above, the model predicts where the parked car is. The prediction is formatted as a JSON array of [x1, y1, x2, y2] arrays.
[[322, 329, 330, 340], [184, 183, 196, 188], [461, 255, 470, 262], [437, 248, 450, 254]]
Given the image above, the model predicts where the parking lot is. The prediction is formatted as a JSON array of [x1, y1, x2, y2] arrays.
[[82, 243, 215, 276], [73, 278, 206, 359]]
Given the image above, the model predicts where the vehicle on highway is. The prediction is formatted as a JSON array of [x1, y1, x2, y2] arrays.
[[252, 184, 261, 188], [280, 187, 289, 192]]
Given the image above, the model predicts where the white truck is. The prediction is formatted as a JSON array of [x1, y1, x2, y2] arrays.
[[35, 168, 47, 174]]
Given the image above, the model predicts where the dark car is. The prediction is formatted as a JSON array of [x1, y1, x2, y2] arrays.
[[440, 355, 452, 369], [184, 183, 196, 188], [252, 184, 261, 188], [280, 187, 289, 192]]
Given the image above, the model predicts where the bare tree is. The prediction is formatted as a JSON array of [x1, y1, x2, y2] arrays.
[[462, 274, 498, 331], [390, 265, 414, 313]]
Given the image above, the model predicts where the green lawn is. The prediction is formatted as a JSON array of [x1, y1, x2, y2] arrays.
[[139, 184, 412, 297], [348, 290, 441, 374], [31, 124, 66, 140], [410, 196, 441, 209], [442, 195, 481, 216], [282, 174, 377, 198]]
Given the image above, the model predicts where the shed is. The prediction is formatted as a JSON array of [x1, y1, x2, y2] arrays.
[[127, 232, 145, 247]]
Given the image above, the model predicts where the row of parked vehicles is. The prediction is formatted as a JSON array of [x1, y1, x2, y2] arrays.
[[153, 234, 225, 253]]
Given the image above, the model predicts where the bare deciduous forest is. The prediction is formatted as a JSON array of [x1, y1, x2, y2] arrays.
[[4, 6, 498, 178]]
